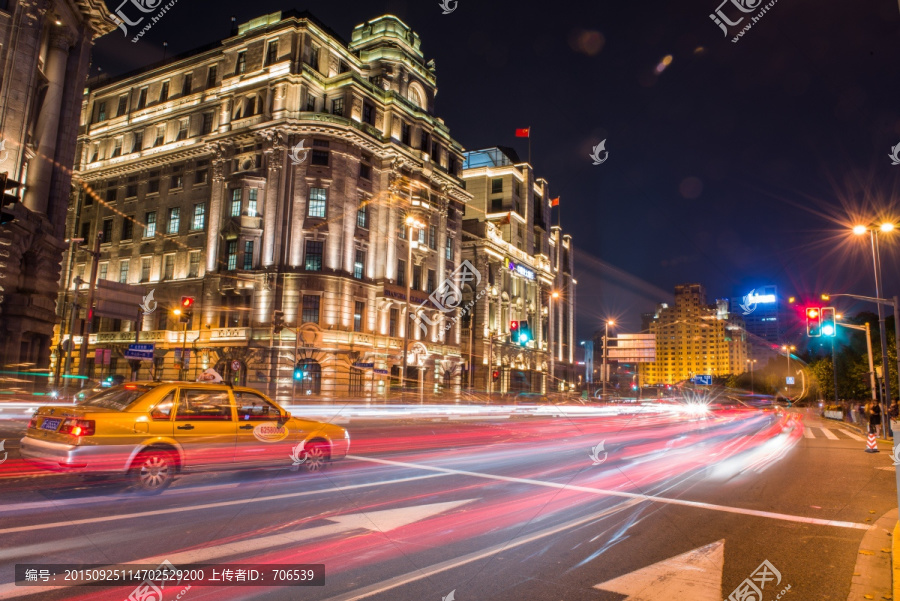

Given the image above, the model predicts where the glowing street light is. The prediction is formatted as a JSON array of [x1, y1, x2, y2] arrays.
[[853, 225, 868, 236]]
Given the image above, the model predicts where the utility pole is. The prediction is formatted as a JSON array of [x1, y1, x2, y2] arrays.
[[77, 232, 102, 378], [871, 232, 892, 435]]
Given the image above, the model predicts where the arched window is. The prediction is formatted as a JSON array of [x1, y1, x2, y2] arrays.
[[407, 86, 423, 109], [297, 359, 321, 394]]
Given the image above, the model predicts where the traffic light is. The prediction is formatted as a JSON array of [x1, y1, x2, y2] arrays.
[[516, 320, 533, 346], [492, 370, 500, 382], [294, 362, 305, 381], [510, 321, 519, 333], [179, 296, 194, 324], [806, 307, 822, 337], [821, 307, 836, 337], [273, 310, 285, 335]]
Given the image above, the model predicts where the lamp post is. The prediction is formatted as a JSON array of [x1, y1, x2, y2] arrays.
[[781, 344, 795, 379], [746, 358, 757, 395], [549, 290, 559, 391], [602, 320, 615, 400], [852, 222, 895, 435], [173, 308, 188, 381], [400, 215, 425, 395]]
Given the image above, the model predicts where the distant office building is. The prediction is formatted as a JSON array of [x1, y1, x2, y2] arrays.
[[640, 284, 749, 385], [730, 285, 781, 357]]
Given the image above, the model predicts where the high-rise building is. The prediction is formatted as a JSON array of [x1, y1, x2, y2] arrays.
[[64, 11, 471, 399], [730, 285, 782, 358], [459, 147, 576, 393], [640, 284, 749, 385], [0, 0, 114, 367]]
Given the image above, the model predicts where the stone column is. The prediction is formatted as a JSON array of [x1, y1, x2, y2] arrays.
[[207, 146, 228, 271], [24, 30, 73, 214]]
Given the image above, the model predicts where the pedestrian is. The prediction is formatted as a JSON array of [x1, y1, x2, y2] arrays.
[[870, 401, 882, 437], [858, 401, 867, 427], [891, 401, 899, 420]]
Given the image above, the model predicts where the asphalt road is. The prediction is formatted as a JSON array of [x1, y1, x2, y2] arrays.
[[0, 404, 895, 600]]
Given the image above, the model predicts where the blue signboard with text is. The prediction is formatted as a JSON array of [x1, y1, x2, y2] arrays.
[[125, 343, 154, 361], [691, 375, 713, 386]]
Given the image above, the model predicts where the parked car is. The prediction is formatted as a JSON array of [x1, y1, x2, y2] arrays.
[[19, 382, 350, 493]]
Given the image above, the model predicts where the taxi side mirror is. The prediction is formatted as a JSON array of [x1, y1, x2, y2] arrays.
[[278, 411, 290, 426]]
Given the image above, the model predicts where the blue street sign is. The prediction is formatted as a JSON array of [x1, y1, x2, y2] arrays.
[[353, 362, 375, 369], [125, 343, 155, 361], [691, 375, 713, 386], [786, 377, 795, 385]]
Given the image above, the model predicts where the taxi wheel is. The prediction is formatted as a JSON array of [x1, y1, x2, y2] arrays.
[[304, 442, 329, 473], [130, 449, 176, 494]]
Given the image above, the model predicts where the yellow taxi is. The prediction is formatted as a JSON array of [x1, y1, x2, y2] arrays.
[[19, 382, 350, 493]]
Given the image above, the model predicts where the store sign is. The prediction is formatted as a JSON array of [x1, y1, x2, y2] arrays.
[[504, 258, 535, 281]]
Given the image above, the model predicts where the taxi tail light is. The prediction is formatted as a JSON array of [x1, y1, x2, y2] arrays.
[[59, 418, 95, 437], [27, 415, 36, 429]]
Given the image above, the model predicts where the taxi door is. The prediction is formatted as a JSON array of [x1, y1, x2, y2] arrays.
[[172, 387, 237, 468], [233, 390, 295, 466]]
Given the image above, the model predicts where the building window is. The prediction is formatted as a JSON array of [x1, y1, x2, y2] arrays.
[[356, 200, 368, 229], [106, 187, 117, 203], [445, 236, 453, 260], [401, 122, 410, 146], [97, 101, 107, 122], [98, 262, 108, 280], [122, 217, 134, 241], [247, 189, 258, 217], [362, 102, 374, 125], [306, 94, 316, 112], [428, 224, 437, 250], [159, 81, 169, 103], [311, 149, 329, 166], [201, 112, 214, 135], [145, 212, 156, 237], [167, 207, 180, 234], [308, 188, 326, 218], [140, 257, 151, 282], [118, 260, 129, 284], [226, 240, 237, 270], [230, 188, 242, 217], [304, 240, 323, 271], [126, 182, 138, 198], [110, 138, 122, 158], [353, 301, 364, 333], [491, 197, 503, 212], [191, 203, 205, 230], [418, 228, 426, 246], [427, 269, 435, 294], [89, 144, 99, 162], [176, 119, 188, 141], [265, 40, 278, 66], [206, 65, 217, 88], [353, 249, 365, 279], [491, 178, 503, 194], [170, 166, 184, 189], [195, 160, 209, 184], [302, 295, 320, 324], [432, 141, 440, 163], [154, 125, 165, 147], [137, 88, 147, 109], [102, 218, 114, 244], [389, 308, 398, 337], [131, 130, 143, 153], [188, 251, 201, 278], [331, 97, 344, 116], [359, 163, 371, 180], [181, 73, 192, 96], [309, 45, 320, 70], [397, 259, 406, 286], [398, 217, 406, 240], [148, 170, 160, 194], [412, 265, 421, 290], [235, 51, 247, 75], [162, 254, 175, 280], [243, 240, 254, 270]]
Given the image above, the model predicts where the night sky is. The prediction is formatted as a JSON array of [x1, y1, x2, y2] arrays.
[[94, 0, 900, 339]]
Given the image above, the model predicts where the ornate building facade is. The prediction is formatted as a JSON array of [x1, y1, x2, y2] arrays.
[[64, 11, 471, 399], [0, 0, 113, 367], [459, 147, 577, 394]]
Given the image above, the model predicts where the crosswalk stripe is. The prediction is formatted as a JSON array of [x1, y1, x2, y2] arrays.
[[820, 428, 839, 440], [804, 427, 815, 438], [838, 429, 864, 441]]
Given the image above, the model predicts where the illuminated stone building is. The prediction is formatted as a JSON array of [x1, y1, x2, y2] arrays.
[[459, 147, 577, 393], [0, 0, 114, 367], [64, 11, 471, 399], [639, 284, 749, 386]]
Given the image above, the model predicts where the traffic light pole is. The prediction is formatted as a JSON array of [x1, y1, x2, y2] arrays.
[[77, 232, 102, 378]]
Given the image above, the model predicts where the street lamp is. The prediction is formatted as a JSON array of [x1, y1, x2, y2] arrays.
[[852, 222, 896, 433], [602, 320, 615, 400], [401, 215, 426, 395], [746, 358, 757, 395], [781, 344, 795, 380]]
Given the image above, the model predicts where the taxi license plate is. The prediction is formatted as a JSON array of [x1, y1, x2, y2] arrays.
[[40, 418, 61, 431]]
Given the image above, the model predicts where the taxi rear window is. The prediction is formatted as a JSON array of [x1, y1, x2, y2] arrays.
[[77, 385, 158, 411]]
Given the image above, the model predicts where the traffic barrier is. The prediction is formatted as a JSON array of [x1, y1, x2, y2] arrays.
[[866, 431, 880, 453]]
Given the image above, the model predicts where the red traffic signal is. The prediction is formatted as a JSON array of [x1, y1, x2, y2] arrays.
[[806, 307, 821, 337], [492, 370, 500, 382], [181, 296, 195, 310], [510, 321, 519, 331]]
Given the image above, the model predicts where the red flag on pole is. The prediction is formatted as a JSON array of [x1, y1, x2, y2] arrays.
[[550, 197, 560, 207], [515, 128, 530, 138]]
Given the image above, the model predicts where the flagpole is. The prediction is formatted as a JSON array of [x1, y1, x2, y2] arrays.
[[528, 126, 532, 166]]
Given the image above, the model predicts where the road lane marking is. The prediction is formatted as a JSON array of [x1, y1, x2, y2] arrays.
[[804, 428, 815, 438], [322, 498, 644, 601], [347, 455, 869, 530], [0, 473, 449, 535], [820, 428, 839, 440], [839, 429, 864, 441], [594, 539, 724, 599], [0, 500, 475, 599]]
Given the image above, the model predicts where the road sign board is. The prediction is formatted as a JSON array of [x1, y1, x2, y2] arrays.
[[691, 375, 713, 386], [125, 343, 154, 361], [354, 362, 375, 369], [231, 360, 241, 371], [373, 368, 389, 375], [786, 376, 795, 385]]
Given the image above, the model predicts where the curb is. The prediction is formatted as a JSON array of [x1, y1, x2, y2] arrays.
[[848, 507, 896, 601], [895, 520, 900, 601]]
